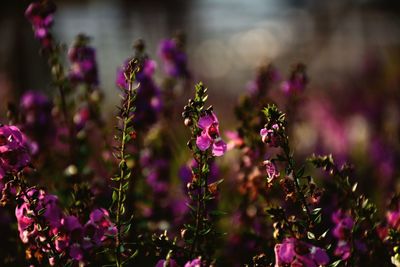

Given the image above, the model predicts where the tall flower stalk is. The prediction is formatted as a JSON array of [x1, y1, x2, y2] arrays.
[[182, 83, 226, 261], [25, 0, 74, 155], [111, 59, 139, 266]]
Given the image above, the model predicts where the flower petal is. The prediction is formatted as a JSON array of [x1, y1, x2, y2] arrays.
[[279, 238, 296, 263], [198, 114, 216, 130], [212, 139, 227, 157], [196, 133, 211, 151]]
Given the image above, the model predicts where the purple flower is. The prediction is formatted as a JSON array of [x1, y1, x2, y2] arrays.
[[331, 210, 366, 260], [280, 63, 308, 95], [334, 240, 351, 260], [20, 91, 53, 129], [0, 125, 31, 179], [87, 208, 116, 242], [332, 210, 354, 240], [274, 238, 329, 267], [20, 91, 54, 147], [246, 63, 280, 96], [185, 258, 202, 267], [73, 106, 91, 131], [68, 42, 99, 86], [387, 209, 400, 230], [155, 259, 178, 267], [263, 160, 280, 184], [158, 39, 190, 78], [196, 112, 227, 156], [15, 189, 62, 245], [25, 1, 56, 50], [260, 124, 280, 147]]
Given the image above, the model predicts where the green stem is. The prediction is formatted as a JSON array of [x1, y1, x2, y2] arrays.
[[115, 80, 134, 267], [283, 138, 312, 224]]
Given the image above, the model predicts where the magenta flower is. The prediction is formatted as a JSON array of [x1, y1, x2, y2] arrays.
[[225, 130, 244, 150], [184, 258, 202, 267], [68, 44, 99, 86], [387, 209, 400, 230], [0, 125, 31, 179], [15, 189, 62, 246], [196, 112, 227, 156], [73, 106, 91, 131], [331, 210, 366, 260], [274, 238, 329, 267], [158, 39, 190, 78], [25, 1, 56, 50], [280, 63, 308, 95], [88, 208, 117, 242], [263, 160, 280, 184], [155, 259, 178, 267], [332, 210, 354, 240]]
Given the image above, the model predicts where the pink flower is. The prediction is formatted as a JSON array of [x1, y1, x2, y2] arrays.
[[15, 189, 61, 246], [185, 258, 202, 267], [225, 130, 244, 150], [260, 124, 280, 147], [158, 39, 190, 78], [387, 210, 400, 230], [196, 112, 227, 156], [155, 259, 178, 267], [263, 160, 280, 184], [332, 210, 354, 240], [88, 208, 116, 242], [280, 63, 308, 95], [274, 238, 329, 267]]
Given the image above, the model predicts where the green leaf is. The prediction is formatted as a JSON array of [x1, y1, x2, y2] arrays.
[[112, 191, 118, 203], [330, 260, 343, 267], [311, 208, 322, 215], [352, 182, 358, 192]]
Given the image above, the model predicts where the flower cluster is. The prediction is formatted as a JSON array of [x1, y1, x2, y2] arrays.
[[196, 112, 227, 156], [16, 188, 116, 265], [56, 209, 116, 262], [387, 208, 400, 231], [8, 1, 400, 266], [158, 38, 190, 78], [68, 35, 99, 86]]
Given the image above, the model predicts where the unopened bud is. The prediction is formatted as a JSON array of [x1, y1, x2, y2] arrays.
[[184, 118, 192, 127]]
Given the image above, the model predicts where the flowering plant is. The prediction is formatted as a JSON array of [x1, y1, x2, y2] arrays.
[[0, 1, 399, 266]]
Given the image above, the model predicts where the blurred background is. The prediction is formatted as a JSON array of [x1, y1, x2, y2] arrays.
[[1, 0, 399, 114]]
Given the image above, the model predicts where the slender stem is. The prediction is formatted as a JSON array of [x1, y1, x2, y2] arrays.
[[283, 138, 312, 224], [189, 154, 209, 258], [115, 80, 133, 267]]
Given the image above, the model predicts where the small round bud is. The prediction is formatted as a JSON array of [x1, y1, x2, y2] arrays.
[[184, 118, 192, 127]]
